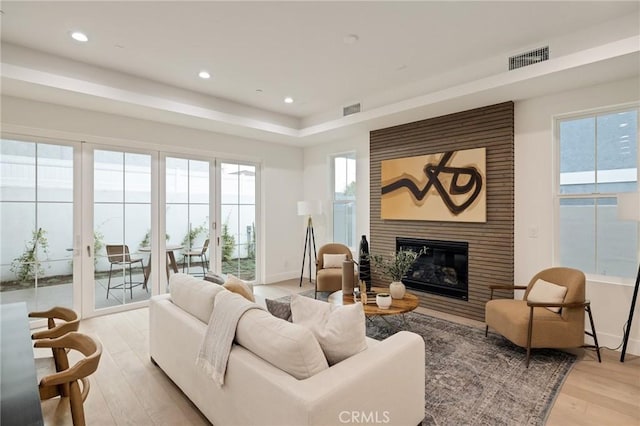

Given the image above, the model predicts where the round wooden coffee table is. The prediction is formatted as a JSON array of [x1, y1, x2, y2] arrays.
[[328, 287, 419, 328]]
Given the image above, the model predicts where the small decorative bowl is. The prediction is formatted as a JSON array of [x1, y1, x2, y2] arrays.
[[376, 293, 392, 309]]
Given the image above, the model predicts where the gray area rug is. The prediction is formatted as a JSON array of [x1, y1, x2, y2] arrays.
[[291, 290, 576, 426]]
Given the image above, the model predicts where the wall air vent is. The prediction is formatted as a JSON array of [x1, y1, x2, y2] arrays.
[[509, 46, 549, 70], [343, 103, 361, 117]]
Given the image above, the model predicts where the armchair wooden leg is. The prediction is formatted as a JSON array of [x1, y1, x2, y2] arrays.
[[485, 325, 488, 337], [584, 304, 602, 363], [69, 380, 86, 426], [526, 306, 534, 368]]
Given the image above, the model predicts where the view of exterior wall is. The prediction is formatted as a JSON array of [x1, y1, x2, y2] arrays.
[[370, 102, 515, 322]]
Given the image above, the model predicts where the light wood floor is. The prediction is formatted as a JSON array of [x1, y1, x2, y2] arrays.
[[38, 279, 640, 425]]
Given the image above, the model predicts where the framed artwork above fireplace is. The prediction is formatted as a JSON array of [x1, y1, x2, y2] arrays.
[[380, 147, 486, 222]]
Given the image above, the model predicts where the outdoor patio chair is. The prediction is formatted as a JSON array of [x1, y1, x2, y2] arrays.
[[182, 238, 209, 276], [105, 244, 146, 299]]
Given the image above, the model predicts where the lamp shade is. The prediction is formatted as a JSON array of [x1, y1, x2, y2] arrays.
[[618, 192, 640, 222], [297, 200, 322, 216]]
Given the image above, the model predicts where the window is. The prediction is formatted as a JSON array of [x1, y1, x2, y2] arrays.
[[556, 107, 638, 278], [332, 153, 356, 248]]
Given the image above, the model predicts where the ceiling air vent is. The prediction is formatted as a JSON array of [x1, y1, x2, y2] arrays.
[[509, 46, 549, 70], [343, 103, 361, 117]]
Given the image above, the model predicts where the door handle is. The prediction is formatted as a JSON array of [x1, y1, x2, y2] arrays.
[[87, 245, 92, 257]]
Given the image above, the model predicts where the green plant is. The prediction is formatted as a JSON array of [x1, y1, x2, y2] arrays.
[[181, 222, 207, 249], [247, 222, 256, 259], [222, 222, 236, 261], [140, 229, 170, 248], [10, 227, 50, 282], [369, 248, 424, 282], [93, 230, 104, 267]]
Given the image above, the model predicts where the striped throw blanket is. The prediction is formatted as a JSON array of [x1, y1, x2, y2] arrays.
[[196, 290, 264, 386]]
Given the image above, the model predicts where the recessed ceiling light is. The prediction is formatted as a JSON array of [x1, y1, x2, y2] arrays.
[[343, 34, 359, 44], [71, 31, 88, 42], [198, 71, 211, 79], [619, 123, 628, 128], [284, 97, 294, 104]]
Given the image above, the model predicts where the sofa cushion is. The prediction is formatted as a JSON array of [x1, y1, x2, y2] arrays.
[[235, 308, 329, 379], [169, 273, 224, 323], [223, 274, 255, 302], [323, 253, 346, 268], [265, 298, 292, 322], [290, 294, 367, 365], [527, 279, 568, 313]]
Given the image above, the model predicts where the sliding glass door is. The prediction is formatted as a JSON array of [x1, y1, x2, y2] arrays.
[[0, 138, 79, 315], [165, 156, 213, 283], [1, 136, 260, 320], [220, 162, 257, 281], [89, 147, 154, 312]]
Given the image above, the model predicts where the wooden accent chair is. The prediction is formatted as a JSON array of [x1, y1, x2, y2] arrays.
[[182, 238, 210, 276], [29, 306, 80, 340], [485, 267, 601, 368], [106, 244, 146, 299], [35, 332, 102, 426], [315, 243, 357, 299], [29, 306, 80, 394]]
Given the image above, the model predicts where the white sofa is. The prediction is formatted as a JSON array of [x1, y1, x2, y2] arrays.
[[149, 281, 425, 426]]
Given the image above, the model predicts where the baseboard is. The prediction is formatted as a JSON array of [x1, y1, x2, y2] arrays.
[[264, 270, 299, 284], [588, 330, 640, 357]]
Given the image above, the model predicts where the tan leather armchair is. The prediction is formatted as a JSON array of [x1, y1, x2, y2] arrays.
[[485, 267, 601, 367], [315, 243, 357, 299]]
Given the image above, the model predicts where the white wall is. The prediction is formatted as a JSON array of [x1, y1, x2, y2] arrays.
[[1, 96, 304, 284], [302, 134, 370, 277], [515, 76, 640, 355]]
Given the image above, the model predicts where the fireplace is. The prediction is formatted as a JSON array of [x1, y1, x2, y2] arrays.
[[396, 237, 469, 300]]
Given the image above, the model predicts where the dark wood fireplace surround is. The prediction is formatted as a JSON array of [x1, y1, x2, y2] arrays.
[[369, 102, 514, 322]]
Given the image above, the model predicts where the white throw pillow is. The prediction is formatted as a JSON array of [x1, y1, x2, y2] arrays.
[[235, 308, 329, 379], [169, 273, 224, 323], [290, 294, 367, 365], [527, 279, 568, 313], [323, 253, 347, 269]]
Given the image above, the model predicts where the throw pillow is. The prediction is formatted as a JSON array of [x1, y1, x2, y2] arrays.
[[265, 298, 292, 322], [323, 253, 347, 269], [290, 294, 367, 365], [223, 274, 255, 302], [527, 279, 569, 313], [204, 271, 225, 284]]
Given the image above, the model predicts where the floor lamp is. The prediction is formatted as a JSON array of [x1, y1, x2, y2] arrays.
[[298, 201, 321, 287], [618, 192, 640, 362]]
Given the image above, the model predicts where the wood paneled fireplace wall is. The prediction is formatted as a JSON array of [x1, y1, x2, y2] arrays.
[[369, 102, 514, 322]]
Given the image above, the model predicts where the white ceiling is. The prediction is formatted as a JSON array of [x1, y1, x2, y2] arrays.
[[1, 1, 639, 145]]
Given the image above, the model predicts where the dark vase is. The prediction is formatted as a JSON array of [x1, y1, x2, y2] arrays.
[[358, 235, 372, 291]]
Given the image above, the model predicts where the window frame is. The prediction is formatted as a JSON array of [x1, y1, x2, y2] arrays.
[[553, 103, 639, 283]]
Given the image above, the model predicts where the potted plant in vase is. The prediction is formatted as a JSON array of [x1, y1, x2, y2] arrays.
[[369, 249, 422, 299]]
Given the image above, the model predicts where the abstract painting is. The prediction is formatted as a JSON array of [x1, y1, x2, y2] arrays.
[[381, 147, 486, 222]]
